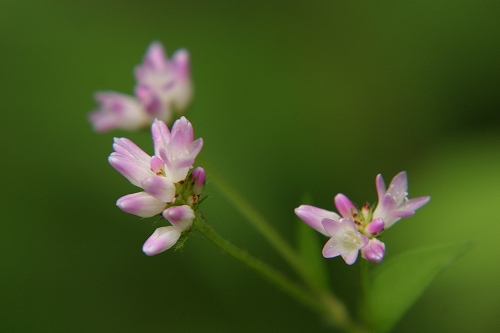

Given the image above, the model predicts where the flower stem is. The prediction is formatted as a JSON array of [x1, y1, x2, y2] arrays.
[[195, 159, 367, 332], [359, 258, 371, 328], [196, 214, 365, 332], [199, 159, 311, 282]]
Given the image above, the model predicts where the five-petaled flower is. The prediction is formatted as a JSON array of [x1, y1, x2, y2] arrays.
[[109, 117, 203, 255], [89, 42, 192, 132], [295, 171, 429, 265]]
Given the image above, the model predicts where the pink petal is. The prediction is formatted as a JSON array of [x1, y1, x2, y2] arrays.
[[142, 226, 181, 256], [89, 92, 149, 132], [109, 153, 154, 187], [341, 248, 360, 265], [151, 119, 171, 157], [334, 193, 357, 218], [170, 116, 194, 149], [141, 176, 176, 203], [116, 192, 165, 217], [321, 217, 344, 237], [386, 171, 408, 205], [375, 174, 386, 200], [112, 137, 150, 162], [294, 206, 340, 236], [403, 196, 431, 211], [322, 237, 343, 258]]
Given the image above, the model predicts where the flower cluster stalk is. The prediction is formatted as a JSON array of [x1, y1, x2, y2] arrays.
[[197, 159, 365, 331], [196, 213, 366, 333]]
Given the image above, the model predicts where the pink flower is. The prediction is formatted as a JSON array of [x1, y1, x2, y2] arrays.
[[322, 218, 369, 265], [109, 117, 202, 217], [89, 42, 193, 132], [135, 42, 193, 123], [89, 92, 151, 132], [295, 171, 429, 264], [372, 172, 430, 229]]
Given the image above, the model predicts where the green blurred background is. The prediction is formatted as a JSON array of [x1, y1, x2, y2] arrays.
[[1, 0, 499, 332]]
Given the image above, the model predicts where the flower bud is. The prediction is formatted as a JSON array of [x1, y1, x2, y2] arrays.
[[365, 218, 385, 235], [191, 167, 206, 195], [361, 239, 386, 263], [162, 205, 195, 230], [142, 226, 181, 256], [116, 192, 166, 218]]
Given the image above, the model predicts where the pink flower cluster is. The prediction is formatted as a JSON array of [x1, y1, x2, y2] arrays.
[[89, 42, 192, 132], [110, 117, 204, 255], [295, 172, 430, 265]]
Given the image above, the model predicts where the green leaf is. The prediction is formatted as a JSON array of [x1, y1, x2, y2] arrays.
[[366, 241, 472, 333], [296, 217, 330, 292]]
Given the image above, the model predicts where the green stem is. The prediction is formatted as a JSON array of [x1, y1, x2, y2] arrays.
[[195, 159, 369, 331], [359, 258, 371, 329], [199, 159, 313, 284], [196, 215, 366, 332]]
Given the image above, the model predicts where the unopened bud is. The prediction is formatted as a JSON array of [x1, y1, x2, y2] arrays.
[[191, 167, 206, 195], [365, 218, 385, 235], [162, 205, 195, 231], [361, 239, 386, 263]]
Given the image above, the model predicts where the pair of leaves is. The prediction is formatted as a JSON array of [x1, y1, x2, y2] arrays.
[[296, 219, 470, 333]]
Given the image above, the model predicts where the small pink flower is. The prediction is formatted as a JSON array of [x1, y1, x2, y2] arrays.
[[89, 92, 151, 132], [152, 117, 203, 182], [135, 42, 193, 122], [295, 171, 429, 264], [109, 118, 202, 216], [372, 172, 430, 229], [89, 42, 193, 132], [322, 218, 369, 265]]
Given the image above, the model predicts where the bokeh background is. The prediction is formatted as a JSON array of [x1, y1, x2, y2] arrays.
[[1, 1, 499, 332]]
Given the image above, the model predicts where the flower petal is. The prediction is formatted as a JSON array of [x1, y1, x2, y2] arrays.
[[386, 171, 408, 205], [89, 92, 150, 132], [322, 237, 343, 258], [151, 119, 171, 157], [294, 206, 340, 236], [334, 193, 357, 218], [142, 226, 181, 256], [375, 174, 386, 201], [402, 196, 431, 211], [372, 193, 398, 227], [141, 176, 176, 203], [116, 192, 165, 217], [109, 153, 154, 187]]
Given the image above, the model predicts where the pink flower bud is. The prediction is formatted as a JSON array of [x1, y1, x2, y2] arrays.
[[191, 167, 206, 195], [116, 192, 166, 217], [361, 239, 386, 263], [162, 205, 195, 230], [365, 218, 385, 235], [142, 226, 181, 256]]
